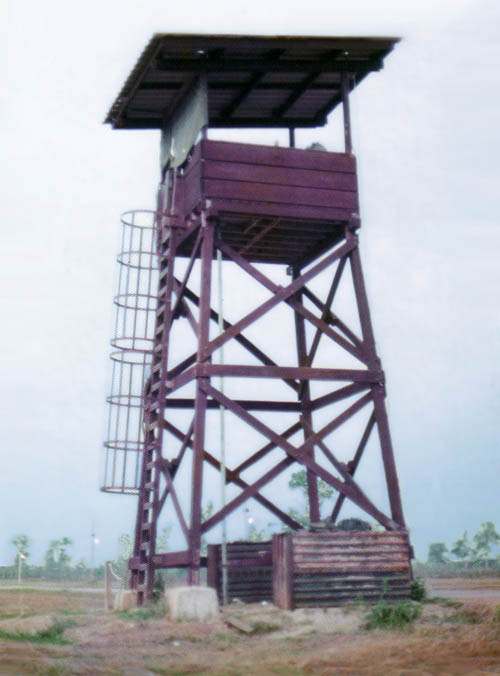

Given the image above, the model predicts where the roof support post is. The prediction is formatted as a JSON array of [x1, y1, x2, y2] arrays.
[[341, 72, 353, 154]]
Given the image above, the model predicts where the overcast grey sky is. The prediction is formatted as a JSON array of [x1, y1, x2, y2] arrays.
[[1, 0, 499, 566]]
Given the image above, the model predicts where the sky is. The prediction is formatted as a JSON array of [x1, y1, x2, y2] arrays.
[[1, 0, 499, 567]]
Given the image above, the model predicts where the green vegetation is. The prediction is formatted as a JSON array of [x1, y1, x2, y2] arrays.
[[364, 601, 422, 630], [409, 578, 426, 601], [118, 605, 165, 621], [0, 618, 75, 645], [427, 522, 500, 565]]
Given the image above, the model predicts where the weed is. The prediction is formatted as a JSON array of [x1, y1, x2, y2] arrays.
[[0, 618, 75, 645], [364, 601, 422, 630], [410, 578, 426, 601], [250, 620, 281, 634], [493, 606, 500, 623]]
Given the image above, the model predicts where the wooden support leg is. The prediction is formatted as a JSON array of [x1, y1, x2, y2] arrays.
[[188, 215, 214, 584], [348, 230, 406, 528], [293, 268, 320, 523]]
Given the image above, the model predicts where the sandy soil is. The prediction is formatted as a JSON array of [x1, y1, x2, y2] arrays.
[[0, 581, 498, 675]]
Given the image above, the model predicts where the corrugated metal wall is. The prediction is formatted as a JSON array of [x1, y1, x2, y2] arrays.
[[207, 541, 273, 603], [273, 531, 412, 609]]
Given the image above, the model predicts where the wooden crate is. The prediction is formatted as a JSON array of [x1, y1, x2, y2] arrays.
[[273, 531, 412, 609]]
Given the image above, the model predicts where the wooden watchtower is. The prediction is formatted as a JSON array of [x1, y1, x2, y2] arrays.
[[103, 34, 412, 606]]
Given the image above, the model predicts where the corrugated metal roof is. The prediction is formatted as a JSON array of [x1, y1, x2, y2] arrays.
[[105, 34, 399, 130]]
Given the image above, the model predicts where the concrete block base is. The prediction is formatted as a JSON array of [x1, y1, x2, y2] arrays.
[[114, 590, 137, 611], [165, 586, 219, 622]]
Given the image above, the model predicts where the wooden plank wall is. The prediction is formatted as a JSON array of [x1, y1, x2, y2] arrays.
[[182, 140, 358, 223], [207, 541, 273, 603], [273, 531, 412, 610]]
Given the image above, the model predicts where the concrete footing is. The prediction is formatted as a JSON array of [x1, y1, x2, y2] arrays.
[[113, 590, 137, 611], [165, 586, 219, 622]]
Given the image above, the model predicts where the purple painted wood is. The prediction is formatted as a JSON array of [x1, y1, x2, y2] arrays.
[[203, 382, 396, 530], [177, 279, 300, 393], [164, 397, 302, 412], [188, 218, 214, 584], [234, 421, 303, 474], [331, 412, 376, 522], [215, 239, 365, 363], [161, 418, 302, 531], [348, 235, 405, 528], [205, 238, 357, 360], [198, 364, 382, 382], [293, 269, 320, 524], [200, 140, 357, 172], [203, 160, 358, 191]]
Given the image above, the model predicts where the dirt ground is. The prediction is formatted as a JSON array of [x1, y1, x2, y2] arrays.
[[0, 580, 499, 676]]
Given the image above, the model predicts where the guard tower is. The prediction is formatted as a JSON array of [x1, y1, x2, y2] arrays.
[[103, 34, 412, 607]]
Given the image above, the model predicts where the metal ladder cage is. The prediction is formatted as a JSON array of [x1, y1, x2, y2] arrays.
[[102, 210, 160, 494]]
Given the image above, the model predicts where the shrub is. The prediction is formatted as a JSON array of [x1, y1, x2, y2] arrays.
[[364, 601, 422, 630], [410, 579, 426, 601]]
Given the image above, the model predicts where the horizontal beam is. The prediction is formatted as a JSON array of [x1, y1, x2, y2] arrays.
[[164, 397, 302, 412], [119, 116, 325, 130], [139, 81, 344, 91], [198, 363, 383, 383], [156, 57, 382, 74], [153, 551, 207, 568]]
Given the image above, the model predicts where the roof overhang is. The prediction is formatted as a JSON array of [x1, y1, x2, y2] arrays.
[[105, 34, 400, 130]]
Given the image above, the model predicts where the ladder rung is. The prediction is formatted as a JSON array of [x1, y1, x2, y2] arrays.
[[140, 542, 152, 551], [141, 522, 153, 532], [144, 481, 156, 490], [143, 501, 154, 510], [156, 304, 166, 316]]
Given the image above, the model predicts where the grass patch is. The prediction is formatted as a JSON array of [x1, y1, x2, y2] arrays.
[[364, 601, 422, 630], [424, 596, 462, 608], [445, 608, 482, 625], [0, 618, 76, 645], [118, 604, 165, 621]]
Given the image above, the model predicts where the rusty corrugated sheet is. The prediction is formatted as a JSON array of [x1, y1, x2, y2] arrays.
[[273, 531, 412, 609]]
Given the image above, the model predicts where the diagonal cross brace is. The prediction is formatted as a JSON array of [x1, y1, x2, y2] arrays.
[[160, 419, 302, 531], [202, 382, 401, 530], [208, 238, 363, 363]]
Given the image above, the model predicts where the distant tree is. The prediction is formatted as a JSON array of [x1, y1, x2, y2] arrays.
[[11, 535, 30, 564], [427, 542, 448, 564], [247, 524, 268, 542], [117, 533, 132, 560], [44, 537, 73, 578], [157, 524, 172, 553], [289, 469, 335, 506], [450, 531, 472, 560], [201, 501, 214, 555], [472, 522, 500, 559], [287, 469, 335, 527]]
